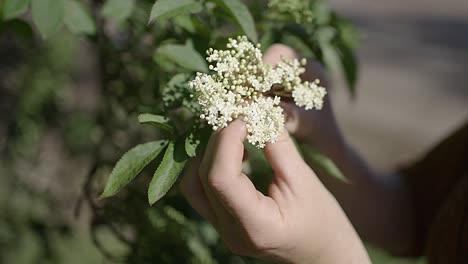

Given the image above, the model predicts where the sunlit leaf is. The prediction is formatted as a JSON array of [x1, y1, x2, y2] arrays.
[[101, 0, 135, 23], [31, 0, 64, 38], [3, 0, 30, 20], [172, 15, 196, 33], [300, 144, 348, 183], [100, 140, 168, 198], [148, 0, 202, 23], [212, 0, 258, 43], [148, 140, 188, 205], [64, 0, 95, 35], [138, 113, 174, 134], [155, 41, 208, 72]]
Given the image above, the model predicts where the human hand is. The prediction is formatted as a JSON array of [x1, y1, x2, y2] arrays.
[[180, 119, 370, 263], [263, 44, 344, 156]]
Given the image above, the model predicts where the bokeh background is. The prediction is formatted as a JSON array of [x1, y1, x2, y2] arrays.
[[0, 0, 467, 263], [330, 0, 468, 170]]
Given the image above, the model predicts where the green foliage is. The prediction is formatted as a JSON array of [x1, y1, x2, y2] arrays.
[[148, 140, 188, 205], [185, 131, 200, 157], [138, 113, 175, 134], [2, 0, 30, 20], [155, 41, 208, 72], [0, 0, 365, 262], [300, 144, 348, 183], [213, 0, 258, 42], [102, 0, 135, 23], [64, 0, 96, 35], [31, 0, 64, 38], [101, 140, 169, 198], [149, 0, 202, 23]]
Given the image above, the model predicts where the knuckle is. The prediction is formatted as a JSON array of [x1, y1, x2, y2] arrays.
[[206, 173, 222, 190]]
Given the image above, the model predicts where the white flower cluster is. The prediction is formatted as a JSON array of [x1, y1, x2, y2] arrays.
[[292, 80, 327, 110], [188, 36, 327, 148]]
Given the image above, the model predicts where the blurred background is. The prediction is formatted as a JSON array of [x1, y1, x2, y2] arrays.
[[330, 0, 468, 170], [0, 0, 467, 263]]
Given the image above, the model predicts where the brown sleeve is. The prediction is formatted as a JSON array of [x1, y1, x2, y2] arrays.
[[399, 120, 468, 263]]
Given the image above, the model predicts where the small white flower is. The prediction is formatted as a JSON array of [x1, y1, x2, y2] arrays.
[[292, 81, 327, 110], [241, 96, 284, 148], [188, 36, 327, 148]]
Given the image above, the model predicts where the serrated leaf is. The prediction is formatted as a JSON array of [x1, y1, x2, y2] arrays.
[[138, 113, 174, 134], [101, 140, 168, 198], [213, 0, 258, 43], [155, 42, 208, 72], [3, 0, 31, 20], [64, 0, 95, 35], [31, 0, 65, 38], [148, 0, 202, 23], [301, 144, 348, 183], [101, 0, 135, 23], [148, 140, 188, 205]]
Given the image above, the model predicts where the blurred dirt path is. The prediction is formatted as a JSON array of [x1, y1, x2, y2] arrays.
[[329, 0, 468, 170]]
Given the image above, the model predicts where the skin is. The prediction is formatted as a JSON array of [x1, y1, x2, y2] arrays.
[[180, 43, 414, 262], [180, 120, 371, 263], [263, 44, 416, 255]]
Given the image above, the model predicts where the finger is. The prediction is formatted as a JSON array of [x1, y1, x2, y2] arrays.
[[264, 130, 307, 187], [263, 44, 299, 66], [242, 148, 249, 162], [280, 101, 300, 133], [303, 59, 330, 88], [200, 120, 277, 219], [180, 156, 216, 224]]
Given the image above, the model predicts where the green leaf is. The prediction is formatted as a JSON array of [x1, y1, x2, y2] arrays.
[[300, 144, 348, 183], [336, 40, 358, 97], [138, 113, 174, 134], [148, 0, 202, 23], [64, 0, 95, 35], [100, 140, 168, 198], [172, 15, 196, 33], [319, 42, 340, 75], [185, 132, 199, 157], [148, 140, 188, 205], [213, 0, 258, 43], [101, 0, 135, 23], [335, 16, 359, 96], [3, 0, 30, 20], [31, 0, 65, 38], [155, 41, 208, 72]]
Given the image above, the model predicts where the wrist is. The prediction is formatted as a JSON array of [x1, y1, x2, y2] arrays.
[[310, 195, 369, 263], [273, 189, 370, 264]]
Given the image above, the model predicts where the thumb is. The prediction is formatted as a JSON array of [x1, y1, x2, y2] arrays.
[[201, 119, 262, 216]]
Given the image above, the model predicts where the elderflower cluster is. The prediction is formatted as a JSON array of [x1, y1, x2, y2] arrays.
[[292, 80, 327, 110], [188, 36, 326, 148], [267, 0, 314, 24]]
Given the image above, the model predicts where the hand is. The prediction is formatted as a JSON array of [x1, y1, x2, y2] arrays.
[[180, 120, 370, 263], [263, 44, 344, 156]]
